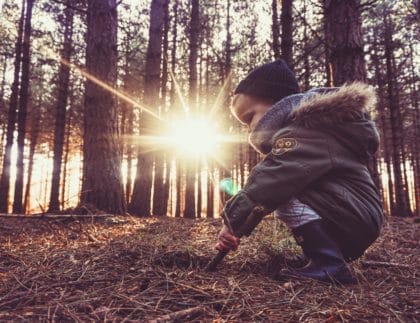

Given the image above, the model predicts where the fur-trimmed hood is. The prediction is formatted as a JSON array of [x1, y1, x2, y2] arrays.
[[291, 82, 377, 127], [249, 82, 380, 160]]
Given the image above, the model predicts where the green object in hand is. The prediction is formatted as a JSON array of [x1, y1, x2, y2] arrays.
[[219, 178, 239, 196]]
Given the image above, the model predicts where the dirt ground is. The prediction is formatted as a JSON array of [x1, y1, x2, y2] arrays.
[[0, 214, 418, 322]]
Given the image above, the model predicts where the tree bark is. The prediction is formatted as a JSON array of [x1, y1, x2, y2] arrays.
[[129, 0, 167, 216], [184, 0, 200, 219], [408, 42, 419, 216], [175, 161, 181, 217], [383, 14, 412, 217], [324, 0, 366, 85], [220, 0, 233, 207], [0, 58, 7, 128], [161, 0, 170, 215], [371, 34, 394, 214], [48, 1, 74, 212], [152, 0, 169, 216], [324, 0, 381, 189], [61, 90, 73, 210], [302, 0, 310, 91], [272, 0, 281, 59], [281, 0, 293, 69], [23, 101, 40, 213], [0, 58, 7, 165], [0, 0, 25, 213], [170, 0, 182, 218], [169, 1, 182, 218], [206, 164, 214, 218], [13, 0, 35, 214], [125, 107, 134, 204], [81, 0, 125, 214], [169, 0, 179, 109], [197, 161, 202, 218], [120, 33, 134, 206]]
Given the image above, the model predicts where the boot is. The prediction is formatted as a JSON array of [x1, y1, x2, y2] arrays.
[[278, 220, 355, 284]]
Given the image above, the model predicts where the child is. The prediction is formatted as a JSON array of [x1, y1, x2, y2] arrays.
[[216, 60, 383, 283]]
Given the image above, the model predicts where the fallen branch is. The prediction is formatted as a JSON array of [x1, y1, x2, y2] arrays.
[[360, 260, 411, 269], [147, 306, 204, 323]]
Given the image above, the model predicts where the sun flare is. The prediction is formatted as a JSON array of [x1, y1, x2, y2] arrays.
[[168, 117, 220, 157]]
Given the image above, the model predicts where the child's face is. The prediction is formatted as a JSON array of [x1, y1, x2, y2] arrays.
[[230, 94, 273, 132]]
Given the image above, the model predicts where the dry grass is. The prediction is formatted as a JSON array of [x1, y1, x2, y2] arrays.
[[0, 214, 418, 322]]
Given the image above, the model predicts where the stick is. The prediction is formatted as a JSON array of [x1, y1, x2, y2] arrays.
[[205, 250, 228, 272], [206, 208, 266, 272], [360, 260, 411, 269], [147, 306, 204, 323]]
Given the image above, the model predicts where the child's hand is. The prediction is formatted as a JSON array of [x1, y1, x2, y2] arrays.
[[215, 225, 240, 252]]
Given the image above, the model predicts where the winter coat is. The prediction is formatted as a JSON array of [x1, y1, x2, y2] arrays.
[[224, 82, 384, 260]]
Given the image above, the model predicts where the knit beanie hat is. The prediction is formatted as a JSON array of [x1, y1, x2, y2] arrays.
[[234, 59, 300, 102]]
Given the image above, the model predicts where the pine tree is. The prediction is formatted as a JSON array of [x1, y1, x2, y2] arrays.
[[48, 1, 74, 212], [129, 0, 167, 216], [0, 0, 26, 213], [13, 0, 35, 213], [80, 0, 125, 214]]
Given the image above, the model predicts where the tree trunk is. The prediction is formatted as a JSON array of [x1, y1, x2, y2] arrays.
[[13, 0, 35, 214], [324, 0, 381, 188], [0, 59, 7, 164], [271, 0, 280, 59], [189, 0, 199, 107], [152, 155, 165, 216], [23, 102, 40, 213], [161, 0, 170, 215], [152, 0, 169, 216], [81, 0, 125, 214], [0, 129, 5, 168], [281, 0, 293, 69], [372, 34, 394, 214], [184, 0, 199, 219], [220, 0, 233, 207], [225, 0, 231, 79], [61, 91, 73, 210], [408, 43, 419, 216], [184, 162, 195, 218], [125, 111, 133, 204], [169, 0, 179, 109], [170, 0, 182, 218], [48, 2, 74, 212], [0, 58, 7, 128], [129, 0, 167, 216], [391, 49, 412, 214], [324, 0, 366, 85], [302, 0, 310, 91], [206, 164, 214, 218], [322, 0, 333, 87], [383, 15, 412, 217], [175, 161, 181, 217], [0, 0, 25, 213], [197, 162, 202, 218], [120, 35, 134, 206]]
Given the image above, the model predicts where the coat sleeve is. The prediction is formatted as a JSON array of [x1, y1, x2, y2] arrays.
[[223, 128, 333, 234]]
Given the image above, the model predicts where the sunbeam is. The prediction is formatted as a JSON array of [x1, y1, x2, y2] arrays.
[[167, 66, 189, 114], [60, 58, 164, 122], [208, 71, 232, 118]]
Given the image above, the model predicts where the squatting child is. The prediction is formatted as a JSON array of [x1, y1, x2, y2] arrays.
[[215, 60, 383, 283]]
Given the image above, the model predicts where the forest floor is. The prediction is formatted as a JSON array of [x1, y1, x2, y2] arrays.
[[0, 213, 418, 322]]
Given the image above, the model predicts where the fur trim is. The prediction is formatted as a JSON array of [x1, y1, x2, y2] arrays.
[[291, 82, 377, 127]]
